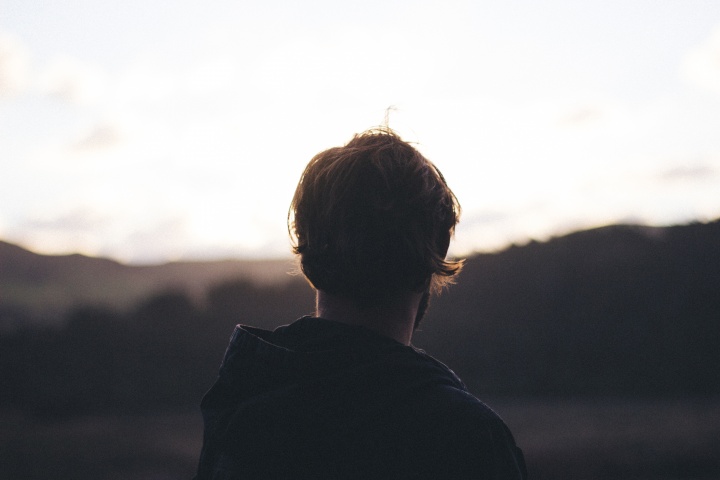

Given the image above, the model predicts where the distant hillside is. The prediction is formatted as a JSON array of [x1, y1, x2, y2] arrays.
[[413, 218, 720, 396], [1, 218, 719, 415], [0, 241, 297, 324], [3, 219, 720, 327]]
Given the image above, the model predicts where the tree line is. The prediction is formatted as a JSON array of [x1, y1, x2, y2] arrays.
[[1, 220, 718, 417]]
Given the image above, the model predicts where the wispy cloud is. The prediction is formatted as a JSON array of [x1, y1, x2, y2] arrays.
[[556, 105, 604, 127], [13, 208, 113, 257], [0, 32, 29, 96], [110, 217, 189, 263], [681, 24, 720, 96], [658, 163, 717, 182], [23, 208, 111, 231], [37, 55, 107, 105], [71, 124, 124, 152]]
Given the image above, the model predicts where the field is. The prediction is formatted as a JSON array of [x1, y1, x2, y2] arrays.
[[2, 398, 718, 480], [496, 397, 720, 480]]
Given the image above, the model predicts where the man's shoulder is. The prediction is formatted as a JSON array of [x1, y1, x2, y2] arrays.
[[399, 360, 510, 439], [405, 381, 527, 478], [386, 351, 527, 478]]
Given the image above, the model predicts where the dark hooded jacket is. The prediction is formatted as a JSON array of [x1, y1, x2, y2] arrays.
[[195, 317, 527, 479]]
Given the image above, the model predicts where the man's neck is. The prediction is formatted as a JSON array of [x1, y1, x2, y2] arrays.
[[315, 290, 421, 346]]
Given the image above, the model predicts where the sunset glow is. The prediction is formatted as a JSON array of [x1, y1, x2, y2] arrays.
[[2, 1, 720, 263]]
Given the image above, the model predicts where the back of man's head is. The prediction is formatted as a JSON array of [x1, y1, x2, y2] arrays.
[[289, 128, 462, 307]]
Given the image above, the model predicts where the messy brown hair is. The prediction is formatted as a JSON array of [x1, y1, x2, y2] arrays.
[[289, 128, 463, 306]]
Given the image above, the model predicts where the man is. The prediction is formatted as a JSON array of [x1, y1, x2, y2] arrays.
[[194, 128, 527, 479]]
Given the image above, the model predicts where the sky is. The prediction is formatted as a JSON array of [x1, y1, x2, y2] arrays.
[[1, 0, 720, 264]]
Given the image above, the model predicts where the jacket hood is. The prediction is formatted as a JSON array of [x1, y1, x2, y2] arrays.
[[196, 317, 466, 476], [195, 316, 527, 479], [203, 316, 465, 413]]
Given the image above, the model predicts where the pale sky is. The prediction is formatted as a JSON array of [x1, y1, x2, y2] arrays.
[[2, 1, 720, 263]]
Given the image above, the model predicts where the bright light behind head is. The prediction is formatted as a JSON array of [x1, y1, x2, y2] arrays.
[[1, 2, 720, 263]]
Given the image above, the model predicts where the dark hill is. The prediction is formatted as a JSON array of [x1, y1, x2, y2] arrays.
[[413, 219, 720, 396], [0, 240, 296, 324], [1, 219, 719, 415]]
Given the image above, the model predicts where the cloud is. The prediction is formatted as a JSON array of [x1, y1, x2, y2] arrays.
[[37, 55, 107, 105], [460, 209, 513, 227], [12, 208, 114, 257], [23, 207, 111, 232], [0, 32, 30, 96], [549, 95, 637, 133], [681, 25, 720, 95], [556, 106, 604, 126], [14, 206, 193, 263], [109, 217, 190, 264], [658, 163, 717, 183], [71, 124, 124, 152]]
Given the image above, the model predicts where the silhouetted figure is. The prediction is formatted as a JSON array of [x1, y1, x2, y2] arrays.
[[194, 129, 527, 479]]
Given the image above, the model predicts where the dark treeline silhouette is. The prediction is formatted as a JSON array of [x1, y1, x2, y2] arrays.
[[0, 238, 294, 324], [415, 220, 720, 397], [1, 220, 719, 417], [1, 280, 316, 416]]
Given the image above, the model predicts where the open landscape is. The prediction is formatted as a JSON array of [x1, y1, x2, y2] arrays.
[[2, 219, 719, 479], [2, 398, 719, 480], [4, 3, 720, 478]]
